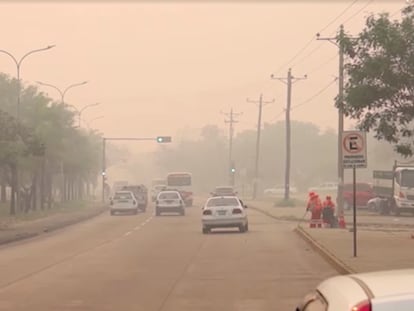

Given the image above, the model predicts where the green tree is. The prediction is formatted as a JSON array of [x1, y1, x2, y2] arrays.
[[342, 4, 414, 156]]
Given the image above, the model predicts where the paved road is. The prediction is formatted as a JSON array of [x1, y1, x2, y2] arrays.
[[0, 200, 337, 311]]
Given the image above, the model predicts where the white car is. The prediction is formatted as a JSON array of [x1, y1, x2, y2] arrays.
[[201, 196, 248, 234], [110, 191, 138, 215], [155, 190, 185, 216], [308, 182, 338, 193], [296, 269, 414, 311], [263, 185, 298, 196]]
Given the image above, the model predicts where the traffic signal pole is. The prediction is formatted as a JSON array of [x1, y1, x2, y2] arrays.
[[101, 136, 172, 203]]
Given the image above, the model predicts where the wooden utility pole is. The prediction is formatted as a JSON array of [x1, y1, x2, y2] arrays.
[[223, 109, 242, 186], [247, 95, 274, 199], [271, 68, 307, 201]]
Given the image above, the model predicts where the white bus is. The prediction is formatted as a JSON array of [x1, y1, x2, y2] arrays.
[[166, 172, 193, 206]]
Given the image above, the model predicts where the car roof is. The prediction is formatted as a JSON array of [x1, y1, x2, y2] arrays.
[[115, 190, 133, 194], [318, 269, 414, 308], [352, 269, 414, 297], [158, 190, 180, 194], [207, 195, 239, 200]]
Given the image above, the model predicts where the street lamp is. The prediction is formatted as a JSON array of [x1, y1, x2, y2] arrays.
[[0, 45, 55, 214], [78, 103, 101, 127], [0, 45, 55, 120], [86, 116, 104, 129], [36, 80, 88, 105]]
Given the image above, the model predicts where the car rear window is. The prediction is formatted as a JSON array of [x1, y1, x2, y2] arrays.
[[159, 192, 179, 200], [207, 197, 239, 207], [114, 192, 133, 200]]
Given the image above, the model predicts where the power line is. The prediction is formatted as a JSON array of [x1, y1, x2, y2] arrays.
[[272, 0, 360, 75], [307, 53, 338, 75], [319, 0, 360, 33], [342, 0, 374, 26], [292, 78, 338, 110]]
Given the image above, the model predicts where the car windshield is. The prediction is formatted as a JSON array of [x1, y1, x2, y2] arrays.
[[159, 192, 180, 200], [401, 170, 414, 188], [207, 198, 239, 207], [113, 192, 133, 200]]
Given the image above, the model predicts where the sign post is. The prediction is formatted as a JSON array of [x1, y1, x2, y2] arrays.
[[342, 130, 367, 258]]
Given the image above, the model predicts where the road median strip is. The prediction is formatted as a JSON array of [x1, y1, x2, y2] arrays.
[[0, 203, 108, 246]]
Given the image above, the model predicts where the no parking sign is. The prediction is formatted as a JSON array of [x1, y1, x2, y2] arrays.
[[342, 130, 367, 169]]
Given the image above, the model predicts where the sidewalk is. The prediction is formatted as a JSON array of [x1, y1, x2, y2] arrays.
[[249, 200, 414, 274], [0, 201, 108, 245]]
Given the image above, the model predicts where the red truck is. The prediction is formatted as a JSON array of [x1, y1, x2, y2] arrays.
[[342, 182, 375, 210]]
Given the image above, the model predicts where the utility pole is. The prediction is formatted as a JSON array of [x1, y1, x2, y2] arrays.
[[247, 94, 274, 199], [317, 24, 345, 214], [271, 68, 307, 201], [222, 108, 242, 187]]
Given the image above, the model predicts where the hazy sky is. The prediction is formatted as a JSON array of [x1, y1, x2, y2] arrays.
[[0, 1, 404, 151]]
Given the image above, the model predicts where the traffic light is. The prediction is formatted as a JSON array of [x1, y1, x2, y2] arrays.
[[231, 167, 236, 173], [156, 136, 172, 143], [102, 171, 106, 176]]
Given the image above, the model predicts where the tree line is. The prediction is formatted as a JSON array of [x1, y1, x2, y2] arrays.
[[0, 74, 102, 215]]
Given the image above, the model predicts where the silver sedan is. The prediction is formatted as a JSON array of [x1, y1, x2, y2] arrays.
[[201, 196, 248, 234]]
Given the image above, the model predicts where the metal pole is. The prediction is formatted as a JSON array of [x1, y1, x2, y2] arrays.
[[102, 138, 106, 203], [229, 109, 234, 186], [353, 165, 357, 257]]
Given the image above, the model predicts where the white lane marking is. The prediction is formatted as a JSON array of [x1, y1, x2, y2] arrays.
[[124, 231, 132, 236]]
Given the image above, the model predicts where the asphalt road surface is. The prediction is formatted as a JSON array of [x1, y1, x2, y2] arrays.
[[0, 199, 337, 311]]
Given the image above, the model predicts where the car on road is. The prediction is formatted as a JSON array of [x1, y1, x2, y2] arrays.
[[110, 191, 138, 215], [296, 269, 414, 311], [201, 196, 248, 234], [211, 186, 237, 197], [122, 184, 148, 212], [155, 190, 185, 216]]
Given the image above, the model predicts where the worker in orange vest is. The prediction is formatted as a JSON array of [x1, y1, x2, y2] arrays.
[[322, 195, 336, 227], [307, 192, 322, 228]]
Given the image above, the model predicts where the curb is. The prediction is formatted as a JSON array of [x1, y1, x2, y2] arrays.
[[294, 226, 355, 275], [250, 204, 355, 275], [0, 206, 108, 246]]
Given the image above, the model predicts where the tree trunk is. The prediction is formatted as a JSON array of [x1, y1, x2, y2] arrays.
[[9, 164, 16, 215], [31, 173, 38, 212], [1, 183, 6, 203], [40, 157, 46, 210]]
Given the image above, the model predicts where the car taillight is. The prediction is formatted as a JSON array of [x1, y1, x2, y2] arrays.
[[352, 300, 372, 311], [399, 191, 405, 198], [203, 210, 212, 215], [232, 208, 242, 214]]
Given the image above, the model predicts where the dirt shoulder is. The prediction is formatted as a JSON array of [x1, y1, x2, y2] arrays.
[[0, 201, 108, 245]]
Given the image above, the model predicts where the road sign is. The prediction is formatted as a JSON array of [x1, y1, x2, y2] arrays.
[[342, 130, 367, 169]]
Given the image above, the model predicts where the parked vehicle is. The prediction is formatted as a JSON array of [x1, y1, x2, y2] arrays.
[[296, 269, 414, 311], [342, 182, 375, 210], [263, 185, 298, 196], [373, 161, 414, 215], [308, 182, 338, 193]]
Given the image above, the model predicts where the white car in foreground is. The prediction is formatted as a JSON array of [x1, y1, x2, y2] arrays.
[[155, 190, 185, 216], [201, 196, 248, 234], [296, 269, 414, 311], [110, 191, 138, 215]]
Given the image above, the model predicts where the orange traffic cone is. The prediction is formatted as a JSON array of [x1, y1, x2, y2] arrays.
[[338, 213, 346, 229]]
